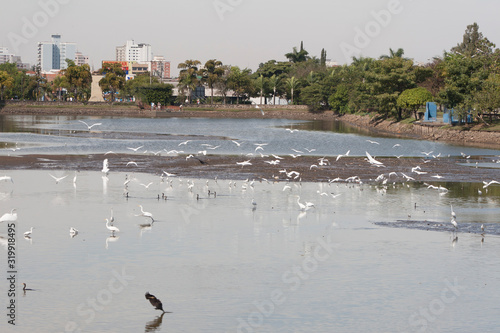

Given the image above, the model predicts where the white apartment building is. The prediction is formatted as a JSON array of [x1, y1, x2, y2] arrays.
[[115, 40, 153, 63], [37, 34, 77, 72], [0, 46, 29, 69]]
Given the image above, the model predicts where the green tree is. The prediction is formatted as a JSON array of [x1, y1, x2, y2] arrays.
[[285, 41, 310, 63], [472, 73, 500, 124], [254, 75, 266, 104], [200, 59, 224, 105], [98, 62, 126, 102], [62, 59, 92, 101], [177, 59, 201, 103], [328, 84, 350, 114], [451, 22, 495, 57], [136, 83, 174, 106], [396, 87, 433, 120], [227, 66, 252, 104], [380, 48, 406, 60], [301, 83, 326, 111], [320, 48, 327, 67], [0, 70, 14, 100]]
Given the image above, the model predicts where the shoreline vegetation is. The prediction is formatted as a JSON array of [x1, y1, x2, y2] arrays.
[[1, 101, 500, 149]]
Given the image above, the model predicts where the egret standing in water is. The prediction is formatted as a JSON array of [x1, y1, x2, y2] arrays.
[[450, 217, 458, 230], [70, 227, 78, 237], [138, 205, 154, 222], [105, 218, 119, 235], [24, 227, 34, 237], [450, 204, 456, 219]]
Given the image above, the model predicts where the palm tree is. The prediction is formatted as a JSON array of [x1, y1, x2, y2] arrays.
[[286, 76, 299, 104], [380, 48, 406, 60], [254, 75, 265, 105], [178, 60, 201, 103], [200, 59, 224, 105], [269, 74, 280, 105], [285, 41, 310, 63]]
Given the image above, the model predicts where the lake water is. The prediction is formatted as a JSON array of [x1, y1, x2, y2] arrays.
[[1, 115, 500, 333]]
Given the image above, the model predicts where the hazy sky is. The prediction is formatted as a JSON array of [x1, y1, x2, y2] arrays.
[[1, 0, 499, 76]]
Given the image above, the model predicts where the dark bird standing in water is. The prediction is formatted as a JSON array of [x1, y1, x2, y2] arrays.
[[145, 292, 165, 312], [22, 283, 35, 291]]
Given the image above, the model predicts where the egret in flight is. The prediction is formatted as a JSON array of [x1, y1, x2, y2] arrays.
[[78, 120, 102, 130], [24, 227, 34, 237]]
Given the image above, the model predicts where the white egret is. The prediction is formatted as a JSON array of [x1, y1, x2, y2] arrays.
[[483, 180, 500, 188], [105, 218, 119, 235], [236, 160, 252, 167], [450, 217, 458, 230], [178, 140, 191, 146], [0, 175, 13, 183], [450, 204, 456, 219], [126, 161, 138, 166], [49, 174, 68, 184], [365, 152, 384, 166], [102, 159, 109, 175], [0, 209, 17, 222], [78, 120, 102, 130], [140, 182, 154, 189], [481, 224, 484, 232], [231, 140, 242, 146], [138, 205, 154, 222], [70, 227, 78, 237], [286, 128, 299, 133], [335, 150, 350, 162], [296, 196, 307, 211], [127, 145, 144, 152], [24, 227, 34, 237], [366, 139, 380, 145]]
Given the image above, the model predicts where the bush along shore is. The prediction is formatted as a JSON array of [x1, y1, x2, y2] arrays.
[[1, 101, 499, 149]]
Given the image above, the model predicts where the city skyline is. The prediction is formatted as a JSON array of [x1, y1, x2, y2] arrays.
[[1, 0, 500, 76]]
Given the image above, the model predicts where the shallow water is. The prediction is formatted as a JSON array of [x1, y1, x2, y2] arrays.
[[1, 169, 499, 332], [1, 115, 499, 158]]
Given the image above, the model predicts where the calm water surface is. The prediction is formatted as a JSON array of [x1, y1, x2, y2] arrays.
[[0, 169, 499, 332], [0, 115, 499, 158]]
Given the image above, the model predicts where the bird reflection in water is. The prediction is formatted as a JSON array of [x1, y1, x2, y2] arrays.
[[144, 312, 166, 333], [105, 235, 119, 249]]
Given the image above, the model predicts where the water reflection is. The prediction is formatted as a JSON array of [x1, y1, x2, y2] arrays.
[[144, 312, 166, 332]]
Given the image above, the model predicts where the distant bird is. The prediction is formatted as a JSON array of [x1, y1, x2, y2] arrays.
[[102, 159, 110, 175], [296, 196, 307, 211], [366, 139, 380, 145], [251, 198, 257, 207], [365, 152, 384, 166], [0, 175, 13, 183], [286, 128, 298, 133], [70, 227, 78, 237], [126, 161, 138, 167], [0, 209, 17, 222], [138, 205, 154, 221], [236, 160, 252, 167], [450, 217, 458, 230], [231, 140, 242, 147], [392, 144, 401, 148], [127, 145, 144, 152], [450, 204, 456, 219], [163, 171, 176, 177], [421, 151, 434, 156], [178, 140, 191, 146], [22, 283, 35, 292], [78, 120, 102, 130], [483, 180, 500, 188], [145, 292, 166, 313], [105, 219, 119, 235], [481, 224, 484, 232], [24, 227, 34, 237], [140, 182, 154, 189], [49, 174, 68, 184], [336, 150, 350, 161]]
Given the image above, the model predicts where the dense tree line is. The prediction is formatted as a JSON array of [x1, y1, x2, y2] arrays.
[[1, 23, 499, 123]]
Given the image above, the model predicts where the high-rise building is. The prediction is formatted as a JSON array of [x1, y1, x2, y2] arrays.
[[115, 40, 153, 63], [37, 34, 77, 72]]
